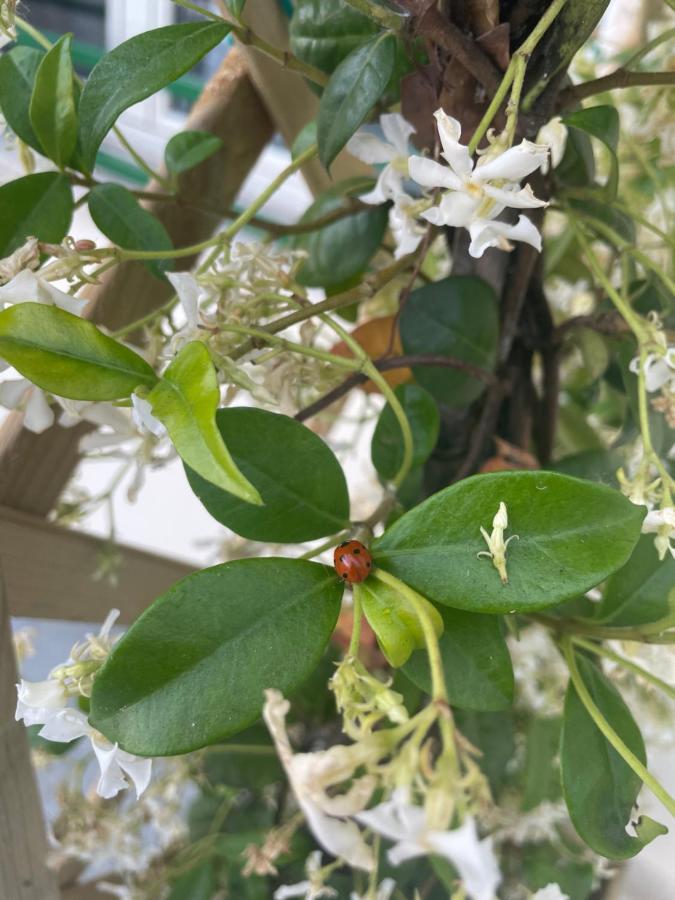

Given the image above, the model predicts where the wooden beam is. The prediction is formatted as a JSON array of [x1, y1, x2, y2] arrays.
[[0, 48, 274, 516], [0, 507, 192, 624], [0, 576, 59, 899]]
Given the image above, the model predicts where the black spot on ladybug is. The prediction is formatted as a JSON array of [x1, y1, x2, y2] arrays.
[[353, 547, 361, 554], [366, 561, 371, 567]]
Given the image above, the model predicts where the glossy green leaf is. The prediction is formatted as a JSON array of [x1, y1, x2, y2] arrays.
[[165, 130, 223, 176], [561, 655, 667, 858], [563, 106, 619, 200], [186, 407, 349, 542], [291, 120, 317, 161], [0, 46, 44, 152], [29, 34, 77, 169], [317, 33, 396, 169], [520, 843, 594, 900], [550, 448, 621, 487], [373, 471, 645, 614], [87, 184, 173, 279], [0, 304, 157, 400], [294, 177, 387, 290], [289, 0, 379, 76], [399, 276, 498, 406], [0, 172, 73, 257], [403, 607, 514, 711], [204, 725, 282, 789], [224, 0, 247, 17], [78, 22, 230, 171], [593, 535, 675, 627], [372, 384, 440, 482], [356, 578, 443, 668], [90, 558, 343, 755], [147, 342, 261, 505]]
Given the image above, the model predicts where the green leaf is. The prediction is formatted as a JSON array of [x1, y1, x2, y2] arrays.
[[78, 22, 231, 172], [224, 0, 247, 18], [147, 342, 261, 505], [403, 607, 514, 711], [168, 862, 216, 900], [562, 105, 619, 200], [399, 276, 498, 406], [29, 34, 77, 169], [186, 407, 349, 542], [373, 471, 645, 614], [291, 120, 318, 161], [454, 708, 515, 796], [520, 843, 594, 900], [593, 534, 675, 627], [356, 578, 443, 668], [561, 655, 667, 858], [165, 130, 223, 176], [317, 33, 396, 169], [0, 46, 45, 152], [0, 172, 73, 257], [204, 725, 282, 789], [521, 717, 562, 810], [293, 177, 387, 290], [0, 304, 157, 400], [550, 448, 622, 487], [87, 184, 173, 279], [372, 384, 439, 482], [289, 0, 379, 76], [90, 558, 343, 755]]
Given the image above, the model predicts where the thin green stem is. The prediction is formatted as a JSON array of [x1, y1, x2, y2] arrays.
[[623, 27, 675, 69], [111, 126, 171, 188], [571, 637, 675, 701], [171, 0, 222, 22], [297, 532, 349, 561], [349, 587, 364, 658], [522, 0, 571, 110], [530, 612, 675, 643], [562, 639, 675, 817], [217, 322, 360, 370], [504, 55, 527, 147], [111, 295, 181, 339]]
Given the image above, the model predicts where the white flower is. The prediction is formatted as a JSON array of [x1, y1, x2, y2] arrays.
[[0, 268, 87, 315], [15, 678, 68, 727], [0, 378, 54, 432], [629, 348, 675, 393], [0, 1, 16, 47], [274, 852, 337, 899], [263, 689, 376, 872], [532, 885, 570, 900], [641, 507, 675, 560], [389, 193, 426, 258], [536, 117, 568, 173], [347, 113, 416, 204], [355, 790, 501, 900], [166, 271, 213, 351], [408, 109, 548, 258], [0, 237, 40, 282], [130, 392, 165, 437], [477, 501, 519, 584]]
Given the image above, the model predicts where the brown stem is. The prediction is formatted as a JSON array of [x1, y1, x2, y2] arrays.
[[558, 69, 675, 109], [295, 354, 496, 422]]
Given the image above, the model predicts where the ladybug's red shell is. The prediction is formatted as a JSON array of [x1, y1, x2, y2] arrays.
[[334, 540, 372, 584]]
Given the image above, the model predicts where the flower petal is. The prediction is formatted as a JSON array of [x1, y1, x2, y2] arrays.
[[116, 747, 153, 798], [15, 678, 67, 725], [24, 386, 55, 433], [473, 139, 549, 183], [166, 272, 201, 327], [389, 200, 424, 258], [40, 279, 88, 316], [38, 707, 91, 743], [131, 392, 166, 437], [360, 165, 404, 205], [468, 215, 542, 258], [421, 192, 481, 228], [347, 130, 397, 165], [427, 819, 501, 900], [434, 109, 473, 178], [482, 183, 547, 209], [380, 113, 416, 158], [409, 156, 463, 191]]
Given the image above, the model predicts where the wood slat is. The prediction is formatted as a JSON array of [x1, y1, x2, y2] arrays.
[[0, 506, 192, 624]]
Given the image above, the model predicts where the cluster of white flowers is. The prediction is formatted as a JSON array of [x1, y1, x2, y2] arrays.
[[15, 610, 152, 800], [347, 108, 551, 260], [264, 682, 499, 900]]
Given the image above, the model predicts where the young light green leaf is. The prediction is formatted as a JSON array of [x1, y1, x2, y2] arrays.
[[562, 106, 619, 200], [165, 130, 223, 176], [89, 558, 343, 755], [186, 407, 350, 542], [593, 535, 675, 627], [373, 471, 645, 614], [356, 578, 443, 668], [0, 172, 73, 257], [0, 304, 157, 400], [0, 46, 45, 152], [147, 342, 262, 505], [372, 383, 440, 482], [29, 34, 77, 169], [289, 0, 379, 77], [87, 184, 173, 279], [293, 177, 387, 290], [399, 276, 498, 406], [317, 33, 396, 169], [402, 606, 514, 711], [561, 655, 668, 858], [78, 22, 231, 172]]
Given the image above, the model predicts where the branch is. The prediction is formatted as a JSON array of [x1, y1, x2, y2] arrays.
[[558, 69, 675, 108], [295, 354, 496, 422]]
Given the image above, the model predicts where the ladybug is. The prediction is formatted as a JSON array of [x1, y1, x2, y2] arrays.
[[333, 540, 373, 584]]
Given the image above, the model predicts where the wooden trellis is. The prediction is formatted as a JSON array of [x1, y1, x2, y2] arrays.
[[0, 4, 364, 896]]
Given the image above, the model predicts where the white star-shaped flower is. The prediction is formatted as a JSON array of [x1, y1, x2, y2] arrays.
[[347, 112, 416, 205], [629, 348, 675, 393]]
